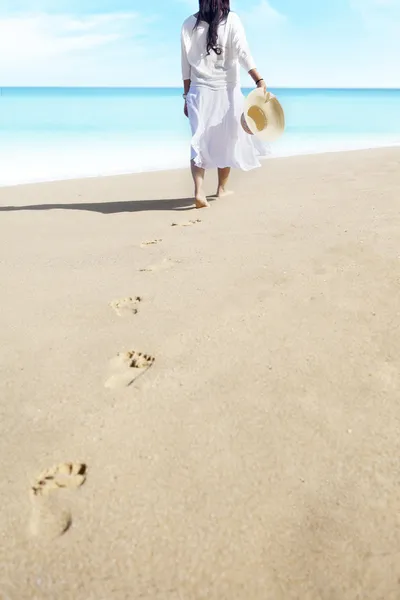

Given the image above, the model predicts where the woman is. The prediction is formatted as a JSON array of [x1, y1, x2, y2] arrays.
[[181, 0, 268, 209]]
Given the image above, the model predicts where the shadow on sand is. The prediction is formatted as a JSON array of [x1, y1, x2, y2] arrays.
[[0, 197, 197, 215]]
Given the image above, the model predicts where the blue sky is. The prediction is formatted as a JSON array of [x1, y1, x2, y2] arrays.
[[0, 0, 399, 87]]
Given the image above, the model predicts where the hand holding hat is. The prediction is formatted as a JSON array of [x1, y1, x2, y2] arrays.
[[241, 88, 285, 142]]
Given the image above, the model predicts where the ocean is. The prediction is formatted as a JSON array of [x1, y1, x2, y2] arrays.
[[1, 87, 399, 187]]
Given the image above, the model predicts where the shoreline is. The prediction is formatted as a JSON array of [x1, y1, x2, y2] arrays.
[[2, 141, 399, 189]]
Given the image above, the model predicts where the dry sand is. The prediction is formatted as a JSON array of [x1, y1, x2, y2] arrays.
[[0, 147, 400, 599]]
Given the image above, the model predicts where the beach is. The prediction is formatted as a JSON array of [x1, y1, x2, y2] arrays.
[[1, 146, 400, 598]]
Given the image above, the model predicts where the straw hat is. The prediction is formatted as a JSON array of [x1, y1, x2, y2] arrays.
[[241, 89, 285, 141]]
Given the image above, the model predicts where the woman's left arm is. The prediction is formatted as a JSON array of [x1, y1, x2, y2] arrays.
[[232, 15, 267, 91]]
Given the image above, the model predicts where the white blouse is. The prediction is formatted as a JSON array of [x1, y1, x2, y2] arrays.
[[181, 12, 256, 90]]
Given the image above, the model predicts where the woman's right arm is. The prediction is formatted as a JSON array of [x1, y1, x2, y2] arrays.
[[231, 15, 267, 91]]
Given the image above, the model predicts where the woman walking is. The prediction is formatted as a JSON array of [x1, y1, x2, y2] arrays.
[[181, 0, 268, 209]]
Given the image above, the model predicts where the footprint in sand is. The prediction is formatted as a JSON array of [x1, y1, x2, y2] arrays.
[[139, 258, 179, 273], [29, 463, 87, 539], [140, 239, 162, 248], [171, 219, 202, 227], [110, 296, 142, 317], [105, 350, 155, 389]]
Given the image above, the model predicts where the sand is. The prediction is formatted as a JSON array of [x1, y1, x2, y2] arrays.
[[0, 147, 400, 599]]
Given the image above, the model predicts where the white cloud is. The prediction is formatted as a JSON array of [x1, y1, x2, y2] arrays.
[[0, 12, 143, 59], [0, 11, 162, 85], [240, 0, 286, 26], [351, 0, 400, 31]]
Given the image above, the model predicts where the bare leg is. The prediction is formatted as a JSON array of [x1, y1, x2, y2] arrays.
[[191, 160, 209, 209], [216, 167, 234, 198]]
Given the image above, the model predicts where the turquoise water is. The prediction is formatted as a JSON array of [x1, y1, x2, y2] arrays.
[[1, 87, 399, 186]]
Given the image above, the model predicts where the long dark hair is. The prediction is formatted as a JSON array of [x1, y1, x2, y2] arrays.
[[195, 0, 230, 56]]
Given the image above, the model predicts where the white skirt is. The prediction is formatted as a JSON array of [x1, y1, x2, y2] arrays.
[[186, 85, 269, 171]]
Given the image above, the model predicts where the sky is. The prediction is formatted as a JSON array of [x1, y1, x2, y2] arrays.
[[0, 0, 399, 87]]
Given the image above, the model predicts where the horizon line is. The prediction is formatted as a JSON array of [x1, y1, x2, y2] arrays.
[[1, 85, 399, 91]]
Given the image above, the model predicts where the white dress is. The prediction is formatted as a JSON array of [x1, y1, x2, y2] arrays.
[[181, 12, 268, 171]]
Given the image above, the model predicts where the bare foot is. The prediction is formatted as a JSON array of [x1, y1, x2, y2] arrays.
[[215, 188, 234, 199], [195, 195, 210, 209]]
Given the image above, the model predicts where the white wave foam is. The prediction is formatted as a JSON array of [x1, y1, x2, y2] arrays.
[[1, 135, 399, 187]]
